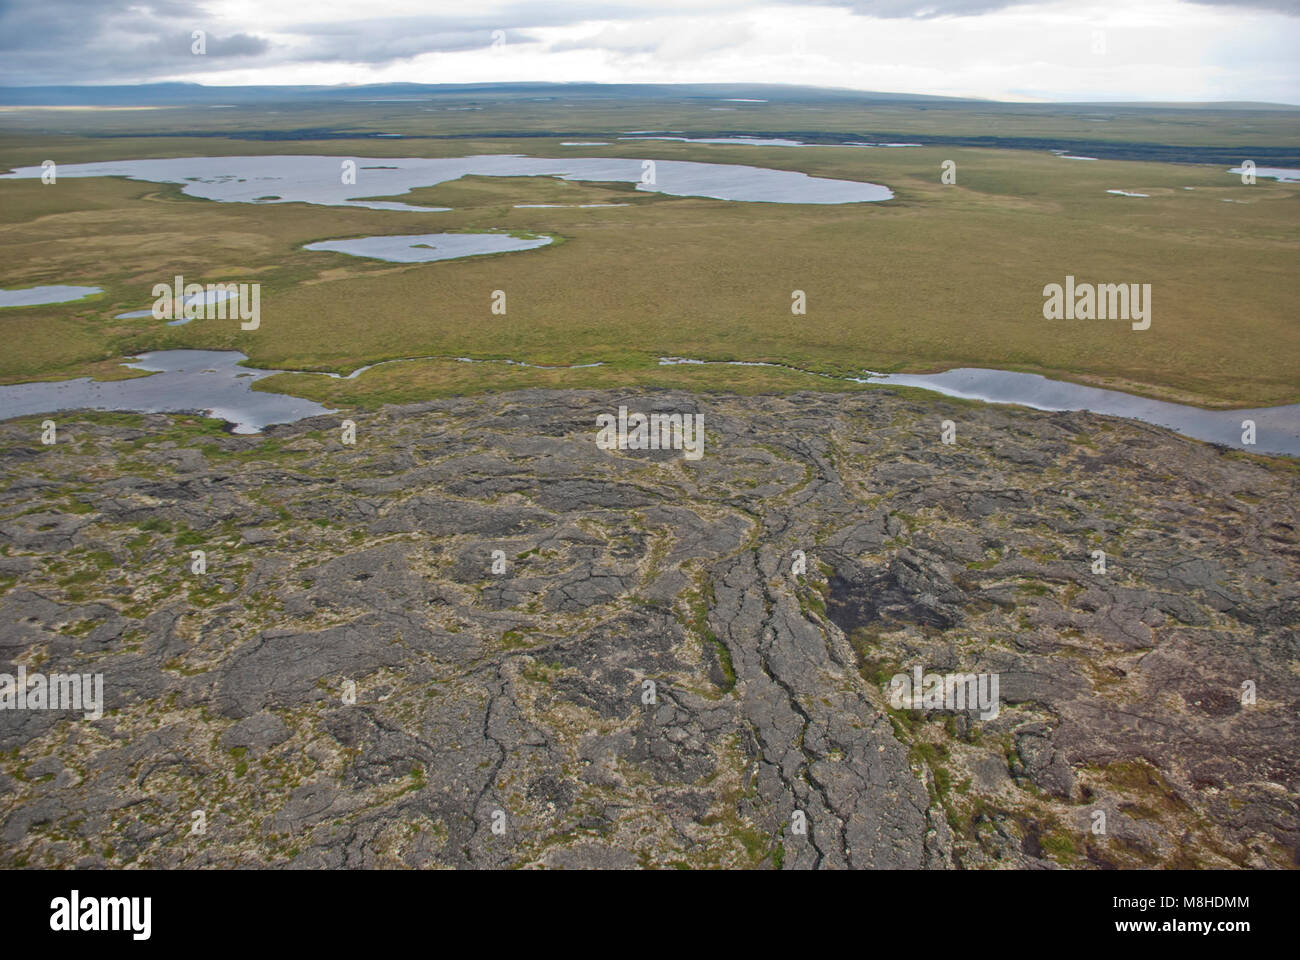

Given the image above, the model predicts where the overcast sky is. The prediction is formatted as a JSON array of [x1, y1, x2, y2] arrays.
[[1, 0, 1297, 103]]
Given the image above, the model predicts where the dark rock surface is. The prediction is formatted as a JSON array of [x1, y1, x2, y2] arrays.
[[0, 388, 1295, 869]]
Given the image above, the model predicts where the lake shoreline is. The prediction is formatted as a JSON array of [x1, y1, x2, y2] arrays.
[[2, 349, 1297, 457]]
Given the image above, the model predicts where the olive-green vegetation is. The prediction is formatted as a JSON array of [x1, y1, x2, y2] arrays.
[[1, 97, 1296, 410], [3, 94, 1298, 147]]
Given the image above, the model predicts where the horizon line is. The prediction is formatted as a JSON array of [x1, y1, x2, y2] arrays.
[[1, 80, 1298, 109]]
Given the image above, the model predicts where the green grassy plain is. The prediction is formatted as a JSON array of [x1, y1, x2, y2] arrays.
[[0, 99, 1296, 409], [2, 95, 1297, 147]]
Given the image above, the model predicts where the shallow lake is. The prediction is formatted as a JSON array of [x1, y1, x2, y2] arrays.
[[619, 136, 921, 148], [304, 232, 552, 263], [0, 286, 101, 308], [867, 367, 1300, 457], [0, 350, 333, 434], [115, 287, 239, 323], [1227, 166, 1299, 183], [0, 351, 611, 430], [659, 359, 1300, 457], [1, 154, 893, 206]]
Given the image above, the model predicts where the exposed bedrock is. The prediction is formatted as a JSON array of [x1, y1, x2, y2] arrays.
[[0, 389, 1295, 868]]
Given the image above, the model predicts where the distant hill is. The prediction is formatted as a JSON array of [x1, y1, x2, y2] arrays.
[[1, 81, 1296, 110]]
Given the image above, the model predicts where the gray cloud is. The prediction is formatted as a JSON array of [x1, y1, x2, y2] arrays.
[[827, 1, 1039, 16], [819, 0, 1299, 15], [1185, 0, 1300, 12], [0, 0, 272, 83], [283, 19, 545, 64], [0, 1, 614, 81], [547, 20, 756, 58], [0, 0, 1295, 85]]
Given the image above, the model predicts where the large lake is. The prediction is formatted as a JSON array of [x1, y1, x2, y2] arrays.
[[1, 154, 894, 206]]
